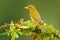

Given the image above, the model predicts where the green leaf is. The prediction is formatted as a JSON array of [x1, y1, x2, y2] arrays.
[[20, 18, 24, 23], [14, 32, 19, 38], [20, 26, 29, 29], [11, 34, 15, 40], [0, 32, 7, 35], [44, 37, 49, 40], [16, 30, 23, 35]]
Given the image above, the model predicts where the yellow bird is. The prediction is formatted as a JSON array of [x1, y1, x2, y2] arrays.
[[24, 5, 44, 31]]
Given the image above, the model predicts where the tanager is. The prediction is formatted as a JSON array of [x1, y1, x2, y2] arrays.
[[24, 5, 44, 31]]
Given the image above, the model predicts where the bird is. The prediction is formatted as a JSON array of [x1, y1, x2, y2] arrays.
[[24, 5, 44, 31]]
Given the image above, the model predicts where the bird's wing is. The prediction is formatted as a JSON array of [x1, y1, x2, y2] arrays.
[[30, 12, 42, 24]]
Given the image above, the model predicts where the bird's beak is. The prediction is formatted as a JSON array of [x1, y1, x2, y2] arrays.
[[24, 7, 28, 9]]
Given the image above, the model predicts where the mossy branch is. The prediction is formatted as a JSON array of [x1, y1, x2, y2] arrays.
[[0, 19, 60, 40]]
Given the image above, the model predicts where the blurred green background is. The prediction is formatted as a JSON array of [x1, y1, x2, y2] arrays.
[[0, 0, 60, 40]]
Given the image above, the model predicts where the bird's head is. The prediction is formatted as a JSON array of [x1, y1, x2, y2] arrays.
[[24, 5, 36, 12]]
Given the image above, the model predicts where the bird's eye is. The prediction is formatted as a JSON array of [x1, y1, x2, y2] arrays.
[[29, 7, 31, 9]]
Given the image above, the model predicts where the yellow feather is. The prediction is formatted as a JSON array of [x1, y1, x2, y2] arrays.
[[25, 5, 44, 31]]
